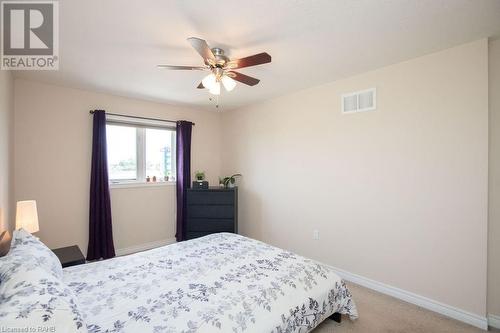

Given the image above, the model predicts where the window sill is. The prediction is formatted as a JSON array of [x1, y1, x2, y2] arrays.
[[110, 182, 176, 189]]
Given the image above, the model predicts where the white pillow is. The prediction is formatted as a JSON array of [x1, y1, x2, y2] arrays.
[[0, 230, 87, 332], [0, 259, 87, 332], [6, 228, 63, 279]]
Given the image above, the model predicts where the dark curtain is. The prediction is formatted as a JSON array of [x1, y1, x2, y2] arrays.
[[87, 110, 115, 260], [175, 121, 193, 242]]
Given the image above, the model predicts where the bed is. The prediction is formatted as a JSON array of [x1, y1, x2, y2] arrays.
[[1, 230, 358, 333]]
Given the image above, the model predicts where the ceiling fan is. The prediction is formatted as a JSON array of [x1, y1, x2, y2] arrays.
[[157, 37, 271, 95]]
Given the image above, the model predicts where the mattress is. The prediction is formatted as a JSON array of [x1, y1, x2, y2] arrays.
[[63, 233, 358, 332]]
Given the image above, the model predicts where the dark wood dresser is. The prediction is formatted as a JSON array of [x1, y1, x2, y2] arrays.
[[186, 187, 238, 240]]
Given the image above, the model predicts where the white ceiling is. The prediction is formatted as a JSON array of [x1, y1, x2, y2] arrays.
[[15, 0, 500, 110]]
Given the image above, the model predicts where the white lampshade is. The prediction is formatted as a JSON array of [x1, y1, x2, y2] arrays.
[[202, 73, 217, 89], [221, 75, 236, 92], [16, 200, 39, 233], [209, 82, 221, 95]]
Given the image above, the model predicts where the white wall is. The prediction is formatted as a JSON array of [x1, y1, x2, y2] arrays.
[[13, 79, 222, 253], [221, 40, 489, 317], [111, 185, 176, 252], [0, 70, 14, 233], [488, 38, 500, 319]]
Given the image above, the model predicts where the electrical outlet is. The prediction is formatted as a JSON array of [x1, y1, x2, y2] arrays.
[[313, 229, 320, 240]]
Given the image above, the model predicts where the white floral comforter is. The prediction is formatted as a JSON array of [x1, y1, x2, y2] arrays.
[[63, 233, 358, 333]]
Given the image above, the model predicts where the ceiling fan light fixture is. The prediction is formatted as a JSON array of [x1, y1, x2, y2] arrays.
[[202, 73, 216, 89], [209, 82, 221, 95], [221, 75, 236, 92]]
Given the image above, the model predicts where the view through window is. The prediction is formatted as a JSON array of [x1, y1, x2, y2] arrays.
[[106, 123, 175, 183]]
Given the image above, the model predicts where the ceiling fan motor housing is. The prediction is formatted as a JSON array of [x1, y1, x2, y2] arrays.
[[211, 47, 229, 66]]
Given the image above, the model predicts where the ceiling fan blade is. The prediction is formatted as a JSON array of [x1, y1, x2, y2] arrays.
[[157, 65, 206, 70], [227, 52, 271, 69], [187, 37, 215, 64], [227, 71, 260, 86], [197, 82, 205, 89]]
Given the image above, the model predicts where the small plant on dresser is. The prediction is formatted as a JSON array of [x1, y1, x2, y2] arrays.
[[220, 174, 242, 188], [195, 171, 206, 181]]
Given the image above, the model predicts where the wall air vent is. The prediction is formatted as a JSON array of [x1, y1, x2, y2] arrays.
[[341, 88, 376, 114]]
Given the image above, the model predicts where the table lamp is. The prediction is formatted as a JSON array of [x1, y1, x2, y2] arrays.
[[15, 200, 39, 233]]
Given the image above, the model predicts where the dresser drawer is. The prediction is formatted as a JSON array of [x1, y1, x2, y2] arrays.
[[187, 218, 235, 232], [187, 191, 235, 205], [187, 205, 234, 219]]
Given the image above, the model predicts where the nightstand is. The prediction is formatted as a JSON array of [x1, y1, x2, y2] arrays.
[[52, 245, 86, 268]]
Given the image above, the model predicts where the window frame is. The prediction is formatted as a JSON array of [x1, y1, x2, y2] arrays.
[[105, 115, 176, 186]]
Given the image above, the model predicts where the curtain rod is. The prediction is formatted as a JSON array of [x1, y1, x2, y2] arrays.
[[89, 110, 195, 126]]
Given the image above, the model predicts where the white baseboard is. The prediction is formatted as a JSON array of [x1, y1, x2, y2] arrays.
[[328, 265, 488, 330], [488, 314, 500, 329], [116, 238, 176, 256]]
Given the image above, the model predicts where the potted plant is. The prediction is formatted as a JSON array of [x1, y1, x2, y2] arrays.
[[195, 171, 205, 181], [221, 174, 242, 188]]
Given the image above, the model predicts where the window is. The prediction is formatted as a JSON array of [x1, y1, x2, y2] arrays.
[[106, 116, 176, 184], [107, 125, 137, 181]]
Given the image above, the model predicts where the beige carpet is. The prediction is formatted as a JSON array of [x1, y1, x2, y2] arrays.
[[314, 283, 498, 333]]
